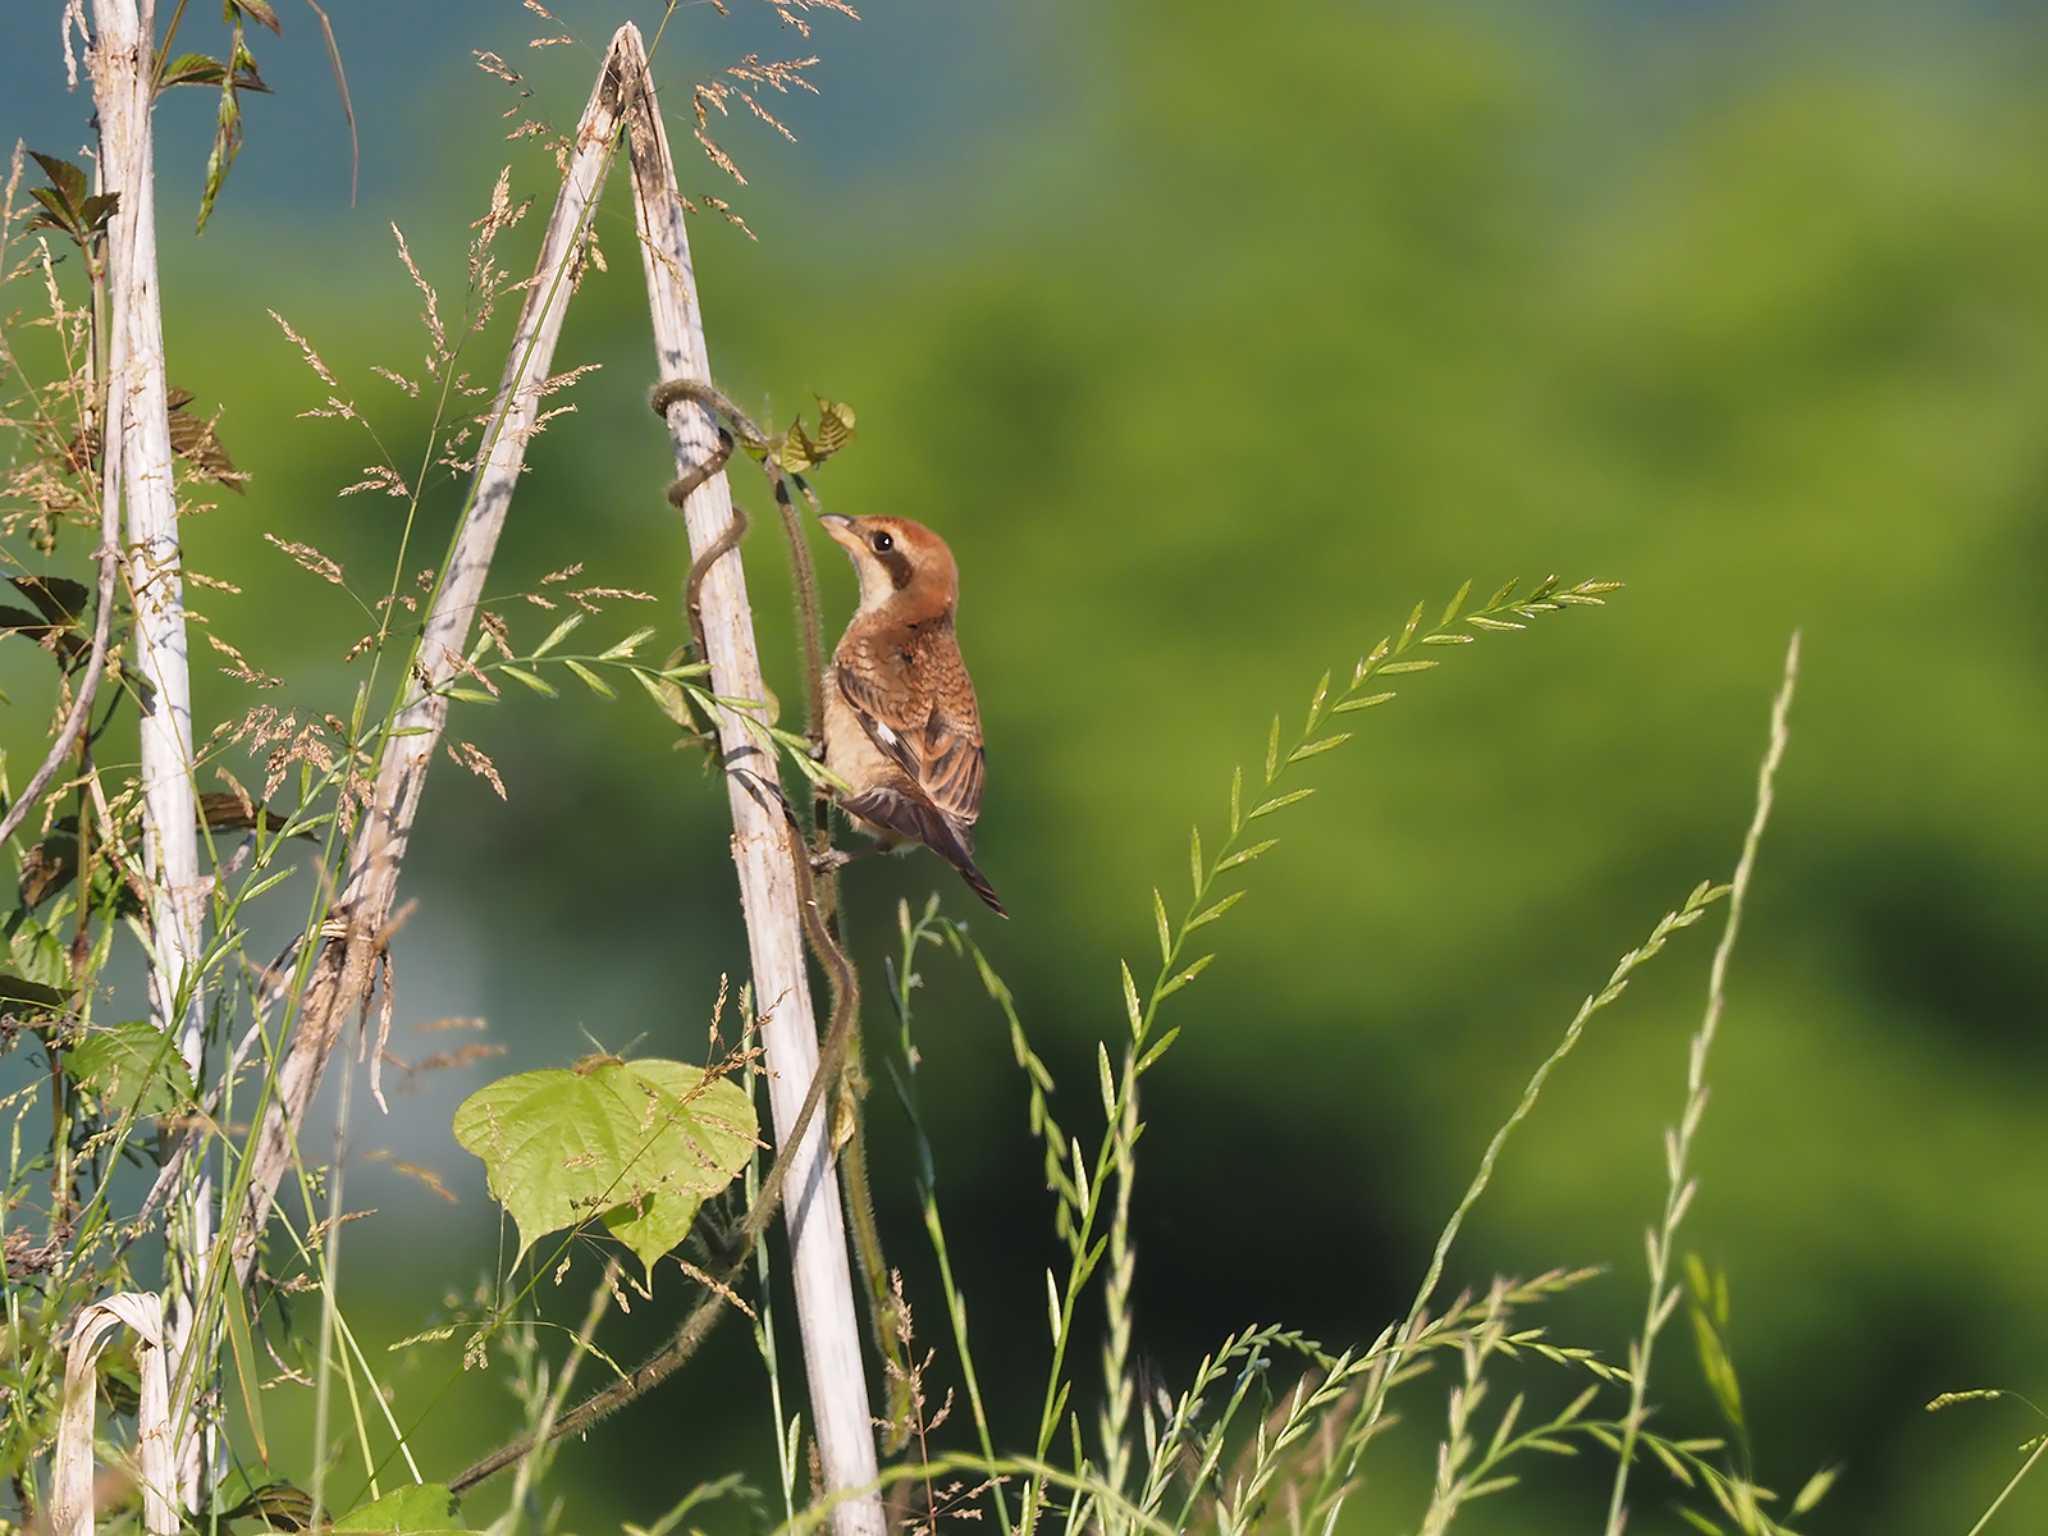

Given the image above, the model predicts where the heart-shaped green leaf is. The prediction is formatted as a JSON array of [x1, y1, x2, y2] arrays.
[[66, 1021, 195, 1118], [453, 1058, 755, 1280], [334, 1482, 462, 1535]]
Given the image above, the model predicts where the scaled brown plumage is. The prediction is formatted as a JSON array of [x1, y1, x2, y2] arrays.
[[819, 513, 1005, 916]]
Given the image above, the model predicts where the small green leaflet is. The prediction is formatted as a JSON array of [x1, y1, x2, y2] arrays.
[[499, 665, 557, 697], [1247, 788, 1313, 821], [562, 659, 614, 698], [533, 614, 583, 656]]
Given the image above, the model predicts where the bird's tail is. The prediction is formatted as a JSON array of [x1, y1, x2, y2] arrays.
[[950, 850, 1008, 918], [922, 807, 1008, 917], [842, 785, 1008, 919]]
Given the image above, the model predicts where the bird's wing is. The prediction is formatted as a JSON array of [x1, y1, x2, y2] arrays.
[[835, 620, 986, 833]]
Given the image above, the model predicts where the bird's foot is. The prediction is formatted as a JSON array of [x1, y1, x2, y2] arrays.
[[810, 846, 861, 875]]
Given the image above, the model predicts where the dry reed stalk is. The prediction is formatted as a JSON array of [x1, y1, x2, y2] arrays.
[[224, 32, 883, 1533], [230, 32, 632, 1286], [51, 1293, 178, 1536], [85, 0, 209, 1502], [617, 24, 884, 1536]]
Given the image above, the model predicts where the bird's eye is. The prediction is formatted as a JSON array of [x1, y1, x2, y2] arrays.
[[870, 531, 894, 553]]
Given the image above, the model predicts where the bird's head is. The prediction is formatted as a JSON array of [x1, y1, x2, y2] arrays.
[[819, 514, 960, 617]]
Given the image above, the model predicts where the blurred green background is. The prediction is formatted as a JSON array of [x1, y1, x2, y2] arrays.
[[5, 1, 2047, 1532]]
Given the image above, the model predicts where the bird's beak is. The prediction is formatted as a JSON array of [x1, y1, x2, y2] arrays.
[[819, 513, 860, 552]]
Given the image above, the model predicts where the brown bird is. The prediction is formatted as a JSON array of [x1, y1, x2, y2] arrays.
[[817, 513, 1006, 917]]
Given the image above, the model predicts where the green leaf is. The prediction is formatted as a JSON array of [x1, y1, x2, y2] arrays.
[[231, 0, 284, 35], [562, 659, 615, 699], [1185, 890, 1244, 932], [0, 973, 69, 1012], [533, 613, 583, 656], [66, 1021, 195, 1118], [811, 396, 856, 459], [28, 152, 87, 216], [1791, 1466, 1839, 1516], [1228, 764, 1242, 835], [197, 49, 244, 234], [1213, 839, 1277, 873], [777, 417, 818, 473], [1648, 1434, 1695, 1486], [1439, 578, 1472, 627], [1396, 600, 1424, 652], [1376, 659, 1438, 675], [453, 1058, 756, 1281], [11, 574, 90, 624], [632, 667, 697, 728], [27, 186, 80, 237], [1286, 734, 1350, 764], [1248, 788, 1314, 820], [1188, 824, 1203, 900], [219, 1482, 315, 1531], [1151, 888, 1171, 965], [1331, 691, 1395, 714], [1157, 954, 1212, 998], [1304, 669, 1331, 733], [221, 1267, 268, 1463], [160, 52, 230, 88], [601, 626, 657, 661], [1263, 715, 1280, 783], [1134, 1026, 1180, 1076], [1120, 961, 1141, 1036], [499, 665, 558, 698], [334, 1483, 463, 1535]]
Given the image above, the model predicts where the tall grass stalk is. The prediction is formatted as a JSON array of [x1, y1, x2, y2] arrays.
[[491, 1259, 620, 1536], [1018, 576, 1620, 1532], [1603, 632, 1801, 1535], [1964, 1437, 2048, 1536], [885, 904, 1020, 1536], [1307, 878, 1730, 1535]]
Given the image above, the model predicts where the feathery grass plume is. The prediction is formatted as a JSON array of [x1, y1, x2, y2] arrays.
[[1926, 1390, 2048, 1536], [1604, 634, 1800, 1536], [1303, 876, 1727, 1533], [886, 901, 1032, 1535], [1017, 575, 1620, 1531]]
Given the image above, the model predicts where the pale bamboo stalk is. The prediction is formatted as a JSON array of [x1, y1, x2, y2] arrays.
[[52, 1293, 178, 1536], [86, 0, 208, 1503], [616, 25, 884, 1536], [230, 35, 633, 1286]]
